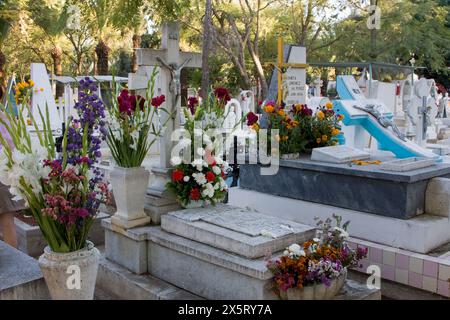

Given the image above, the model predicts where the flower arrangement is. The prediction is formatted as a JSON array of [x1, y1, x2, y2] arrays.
[[166, 89, 233, 208], [267, 215, 367, 293], [259, 101, 306, 155], [251, 101, 343, 156], [105, 69, 169, 168], [291, 102, 343, 149], [13, 79, 35, 104], [0, 78, 109, 253]]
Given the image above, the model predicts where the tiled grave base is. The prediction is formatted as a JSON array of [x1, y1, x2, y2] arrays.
[[348, 237, 450, 298]]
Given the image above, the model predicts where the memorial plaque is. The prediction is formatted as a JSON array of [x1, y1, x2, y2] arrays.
[[311, 145, 370, 163], [161, 204, 315, 258]]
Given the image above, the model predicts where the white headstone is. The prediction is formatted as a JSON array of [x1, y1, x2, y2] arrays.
[[283, 46, 307, 105], [30, 63, 62, 131]]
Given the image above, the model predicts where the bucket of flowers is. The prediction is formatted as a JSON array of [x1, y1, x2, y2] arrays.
[[166, 88, 234, 209], [105, 69, 169, 228], [0, 77, 110, 299], [267, 215, 368, 300]]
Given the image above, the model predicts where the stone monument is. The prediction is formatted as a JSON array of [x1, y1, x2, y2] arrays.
[[130, 22, 202, 224]]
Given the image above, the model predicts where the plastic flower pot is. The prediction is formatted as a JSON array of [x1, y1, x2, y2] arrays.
[[38, 241, 100, 300], [281, 268, 347, 300]]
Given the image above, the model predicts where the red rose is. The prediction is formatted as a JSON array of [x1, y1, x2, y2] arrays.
[[246, 112, 258, 126], [188, 96, 199, 115], [151, 95, 166, 108], [190, 188, 200, 200], [206, 171, 215, 182], [172, 169, 184, 182]]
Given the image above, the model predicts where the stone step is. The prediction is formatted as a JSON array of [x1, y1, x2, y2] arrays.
[[161, 204, 315, 259], [0, 241, 50, 300], [96, 254, 202, 300]]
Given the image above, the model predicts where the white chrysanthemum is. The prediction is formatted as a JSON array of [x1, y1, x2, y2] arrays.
[[287, 244, 306, 257], [214, 182, 220, 190], [212, 166, 221, 175], [170, 156, 182, 166], [202, 183, 215, 198], [196, 147, 205, 156], [219, 178, 228, 191], [183, 176, 190, 182], [214, 156, 223, 165], [192, 172, 207, 185]]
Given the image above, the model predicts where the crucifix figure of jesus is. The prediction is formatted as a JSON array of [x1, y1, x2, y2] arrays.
[[156, 57, 192, 119]]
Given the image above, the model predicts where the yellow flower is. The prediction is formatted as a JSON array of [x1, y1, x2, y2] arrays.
[[338, 114, 345, 121], [28, 79, 35, 86], [325, 102, 333, 110], [316, 138, 322, 144], [282, 136, 289, 141], [26, 118, 32, 126], [264, 105, 275, 113], [295, 104, 303, 112], [40, 88, 44, 92], [332, 128, 340, 136], [316, 110, 325, 120], [277, 109, 285, 116], [332, 141, 338, 146], [34, 89, 39, 93], [292, 120, 299, 126], [322, 135, 328, 142], [251, 123, 260, 131], [275, 134, 281, 142]]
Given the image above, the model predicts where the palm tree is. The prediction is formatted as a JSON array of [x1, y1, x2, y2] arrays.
[[27, 0, 67, 97], [0, 0, 17, 99]]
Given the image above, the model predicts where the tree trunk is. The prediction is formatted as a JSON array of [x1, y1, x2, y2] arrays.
[[51, 46, 64, 98], [247, 42, 268, 100], [131, 33, 141, 73], [200, 0, 212, 97], [95, 39, 109, 75], [0, 50, 6, 101]]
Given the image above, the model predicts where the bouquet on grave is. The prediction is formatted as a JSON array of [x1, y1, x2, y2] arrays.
[[105, 68, 169, 168], [166, 88, 234, 208], [0, 78, 110, 253], [291, 101, 343, 149], [267, 215, 368, 293]]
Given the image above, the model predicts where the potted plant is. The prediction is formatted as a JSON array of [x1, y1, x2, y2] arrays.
[[267, 215, 368, 300], [166, 88, 234, 208], [0, 77, 110, 299], [105, 69, 168, 228]]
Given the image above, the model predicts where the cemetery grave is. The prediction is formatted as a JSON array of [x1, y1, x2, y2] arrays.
[[0, 1, 450, 305]]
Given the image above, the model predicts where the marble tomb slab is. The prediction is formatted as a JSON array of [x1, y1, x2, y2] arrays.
[[379, 157, 435, 172], [161, 204, 316, 258], [239, 156, 450, 219]]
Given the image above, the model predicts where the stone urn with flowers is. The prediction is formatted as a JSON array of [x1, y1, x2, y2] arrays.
[[106, 69, 169, 228], [267, 215, 368, 300], [0, 77, 110, 299]]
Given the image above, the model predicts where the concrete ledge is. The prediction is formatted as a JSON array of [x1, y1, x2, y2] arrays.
[[0, 241, 50, 300], [15, 212, 109, 257], [96, 255, 202, 300], [229, 188, 450, 254]]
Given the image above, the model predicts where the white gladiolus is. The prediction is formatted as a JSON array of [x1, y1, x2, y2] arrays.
[[214, 156, 223, 165], [334, 227, 349, 239], [214, 182, 220, 190]]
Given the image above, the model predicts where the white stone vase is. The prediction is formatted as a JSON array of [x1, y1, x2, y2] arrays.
[[281, 269, 347, 300], [38, 241, 100, 300], [110, 166, 151, 228], [182, 200, 204, 209]]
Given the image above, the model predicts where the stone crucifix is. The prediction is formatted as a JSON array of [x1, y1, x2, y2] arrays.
[[129, 22, 201, 219]]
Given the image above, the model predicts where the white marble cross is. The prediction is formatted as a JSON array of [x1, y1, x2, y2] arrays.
[[130, 22, 201, 169]]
